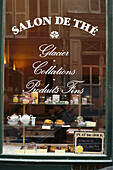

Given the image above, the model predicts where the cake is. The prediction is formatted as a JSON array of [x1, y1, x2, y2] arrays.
[[44, 119, 53, 125], [56, 119, 64, 125], [60, 147, 68, 152], [49, 146, 58, 152], [39, 145, 47, 149], [69, 146, 74, 152]]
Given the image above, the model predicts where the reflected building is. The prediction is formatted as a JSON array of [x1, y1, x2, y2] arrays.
[[4, 0, 106, 131]]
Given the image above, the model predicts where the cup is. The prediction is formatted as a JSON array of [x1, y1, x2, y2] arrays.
[[31, 117, 36, 126]]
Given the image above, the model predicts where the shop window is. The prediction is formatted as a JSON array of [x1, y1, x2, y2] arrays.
[[3, 0, 106, 156]]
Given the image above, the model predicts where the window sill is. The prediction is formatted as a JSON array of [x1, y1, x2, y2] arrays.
[[0, 157, 112, 163]]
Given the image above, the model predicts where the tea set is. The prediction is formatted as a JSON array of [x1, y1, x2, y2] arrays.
[[7, 113, 36, 126]]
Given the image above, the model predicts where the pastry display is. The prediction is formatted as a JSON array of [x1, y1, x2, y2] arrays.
[[44, 119, 53, 125], [55, 119, 64, 125], [49, 146, 58, 152]]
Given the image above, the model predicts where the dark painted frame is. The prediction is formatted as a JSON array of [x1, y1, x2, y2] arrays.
[[0, 0, 112, 166]]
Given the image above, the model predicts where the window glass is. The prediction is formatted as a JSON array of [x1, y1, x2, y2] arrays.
[[90, 0, 100, 11], [29, 0, 38, 20], [6, 0, 12, 12], [4, 0, 106, 155], [51, 0, 59, 14], [16, 0, 25, 12]]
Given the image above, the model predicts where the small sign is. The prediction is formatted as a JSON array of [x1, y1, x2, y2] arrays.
[[55, 150, 65, 154], [62, 125, 70, 127], [14, 150, 24, 154], [74, 131, 104, 154], [42, 125, 51, 129], [25, 150, 35, 154], [37, 149, 47, 153]]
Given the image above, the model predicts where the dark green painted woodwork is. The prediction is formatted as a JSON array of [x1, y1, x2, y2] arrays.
[[0, 163, 112, 170], [0, 0, 5, 154], [0, 164, 72, 170], [105, 0, 113, 158], [0, 0, 112, 167]]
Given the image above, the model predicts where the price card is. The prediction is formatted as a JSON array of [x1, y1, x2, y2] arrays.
[[25, 150, 35, 154], [42, 125, 51, 129], [55, 150, 65, 154], [62, 125, 70, 127], [37, 149, 47, 153], [15, 150, 24, 154]]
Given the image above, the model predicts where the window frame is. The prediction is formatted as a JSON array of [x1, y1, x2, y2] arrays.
[[0, 0, 112, 163]]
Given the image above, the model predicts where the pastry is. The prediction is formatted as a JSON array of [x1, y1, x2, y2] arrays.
[[69, 146, 74, 152], [44, 119, 53, 125], [56, 119, 64, 125], [27, 142, 36, 150], [60, 147, 68, 152], [49, 146, 57, 152], [39, 145, 47, 149], [27, 146, 35, 150], [20, 145, 25, 150]]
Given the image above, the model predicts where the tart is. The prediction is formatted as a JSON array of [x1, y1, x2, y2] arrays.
[[60, 147, 68, 152], [56, 119, 64, 125], [26, 142, 36, 150], [49, 146, 58, 152], [27, 146, 35, 150], [44, 119, 53, 125], [39, 145, 47, 149], [20, 145, 25, 150], [69, 146, 74, 152]]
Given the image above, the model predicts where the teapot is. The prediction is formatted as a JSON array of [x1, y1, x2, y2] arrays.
[[7, 113, 19, 125], [19, 114, 33, 125], [7, 113, 19, 121]]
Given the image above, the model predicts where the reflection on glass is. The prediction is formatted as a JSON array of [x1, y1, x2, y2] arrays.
[[3, 0, 106, 155]]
